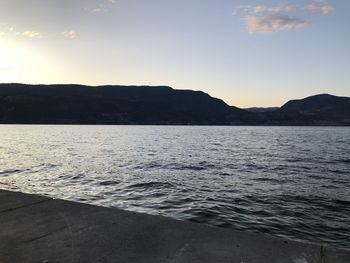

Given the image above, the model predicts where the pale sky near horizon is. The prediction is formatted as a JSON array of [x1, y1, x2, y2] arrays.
[[0, 0, 349, 107]]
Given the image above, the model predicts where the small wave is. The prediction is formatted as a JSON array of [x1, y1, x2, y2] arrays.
[[330, 169, 349, 174], [282, 194, 319, 202], [336, 159, 350, 164], [0, 169, 23, 176], [321, 184, 338, 189], [45, 163, 60, 168], [308, 174, 326, 180], [99, 180, 120, 186], [286, 158, 304, 163], [164, 163, 208, 171], [127, 181, 174, 189], [133, 162, 163, 170], [71, 174, 85, 180], [253, 177, 290, 184], [332, 199, 350, 206]]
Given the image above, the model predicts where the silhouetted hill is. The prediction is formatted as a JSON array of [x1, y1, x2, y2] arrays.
[[0, 83, 246, 125], [244, 107, 279, 113], [264, 94, 350, 125], [0, 84, 349, 125]]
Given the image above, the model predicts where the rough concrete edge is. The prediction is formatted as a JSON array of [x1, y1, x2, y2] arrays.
[[1, 189, 349, 261]]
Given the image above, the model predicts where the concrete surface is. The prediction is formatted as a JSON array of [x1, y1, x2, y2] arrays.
[[0, 190, 349, 263]]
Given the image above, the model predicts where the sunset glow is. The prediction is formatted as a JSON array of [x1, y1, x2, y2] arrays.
[[0, 0, 349, 107]]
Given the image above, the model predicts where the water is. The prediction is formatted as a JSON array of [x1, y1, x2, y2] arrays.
[[0, 125, 349, 249]]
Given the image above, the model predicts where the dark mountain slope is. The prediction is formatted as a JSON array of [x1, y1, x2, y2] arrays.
[[265, 94, 350, 125], [244, 107, 279, 113], [0, 84, 349, 125], [0, 83, 247, 124]]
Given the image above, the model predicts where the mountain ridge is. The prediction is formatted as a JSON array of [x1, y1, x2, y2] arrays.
[[244, 107, 279, 113], [0, 83, 349, 126]]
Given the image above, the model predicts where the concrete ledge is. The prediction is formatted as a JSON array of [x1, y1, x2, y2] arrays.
[[0, 190, 349, 263]]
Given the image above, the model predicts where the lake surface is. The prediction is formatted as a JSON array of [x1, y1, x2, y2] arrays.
[[0, 125, 349, 249]]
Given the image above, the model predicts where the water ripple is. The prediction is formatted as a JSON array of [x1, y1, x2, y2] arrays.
[[0, 125, 349, 249]]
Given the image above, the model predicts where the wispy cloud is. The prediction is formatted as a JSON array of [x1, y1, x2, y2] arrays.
[[304, 0, 334, 15], [233, 0, 334, 34], [246, 15, 307, 34], [85, 5, 104, 13], [62, 30, 77, 39], [252, 4, 296, 14], [0, 23, 79, 40], [0, 23, 43, 39], [22, 31, 42, 38], [85, 0, 116, 13]]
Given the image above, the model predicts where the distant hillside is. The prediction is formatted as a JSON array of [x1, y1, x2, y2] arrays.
[[244, 107, 279, 113], [0, 83, 247, 125], [0, 84, 349, 125], [265, 94, 350, 125]]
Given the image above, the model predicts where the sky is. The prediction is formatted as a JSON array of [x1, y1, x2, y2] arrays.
[[0, 0, 349, 107]]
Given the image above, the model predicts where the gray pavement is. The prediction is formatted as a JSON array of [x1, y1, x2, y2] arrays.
[[0, 190, 349, 263]]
